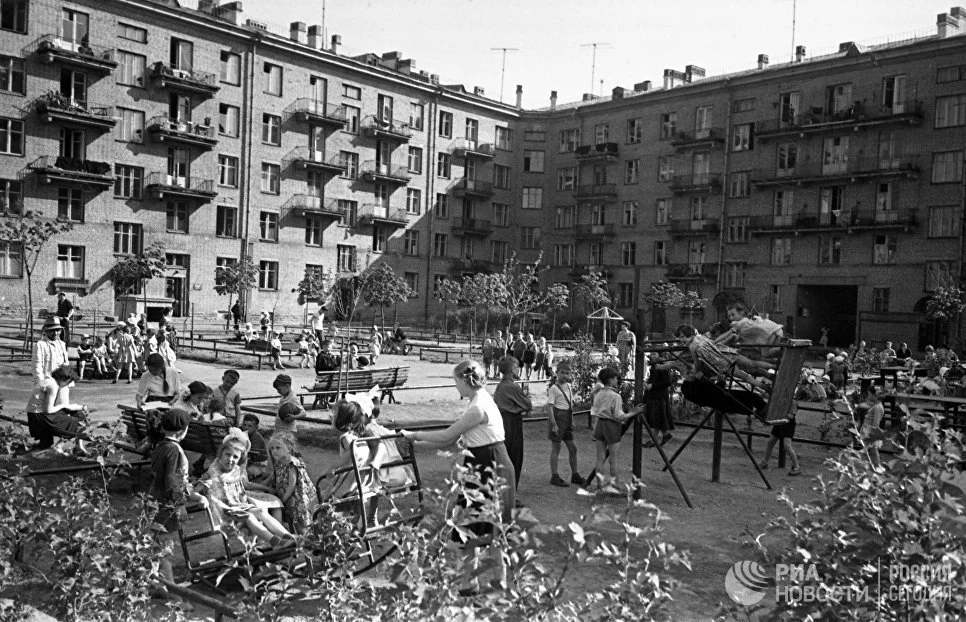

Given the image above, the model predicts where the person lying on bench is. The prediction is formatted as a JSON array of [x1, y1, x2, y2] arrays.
[[673, 325, 772, 393], [26, 364, 90, 455]]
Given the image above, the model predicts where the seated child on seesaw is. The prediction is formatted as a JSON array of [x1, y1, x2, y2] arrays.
[[673, 325, 772, 393]]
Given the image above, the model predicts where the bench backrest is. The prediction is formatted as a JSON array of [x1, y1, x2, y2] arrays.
[[764, 339, 811, 422], [121, 409, 150, 442], [313, 366, 409, 392]]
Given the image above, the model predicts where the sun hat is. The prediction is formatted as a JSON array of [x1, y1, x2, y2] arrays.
[[41, 318, 62, 332]]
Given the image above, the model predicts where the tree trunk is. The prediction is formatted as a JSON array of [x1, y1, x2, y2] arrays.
[[552, 311, 557, 340], [24, 271, 33, 349], [381, 306, 386, 330]]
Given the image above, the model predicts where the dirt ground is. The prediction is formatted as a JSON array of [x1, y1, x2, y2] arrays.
[[0, 350, 841, 621]]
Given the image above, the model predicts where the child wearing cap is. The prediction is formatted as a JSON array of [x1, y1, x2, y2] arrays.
[[77, 334, 94, 380], [273, 374, 306, 442], [547, 360, 584, 488]]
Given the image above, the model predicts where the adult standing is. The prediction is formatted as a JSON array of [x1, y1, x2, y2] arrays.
[[55, 292, 74, 345], [369, 325, 383, 364], [492, 330, 506, 377], [32, 318, 69, 384], [616, 322, 636, 373], [493, 356, 530, 493], [309, 307, 326, 344], [230, 301, 242, 333]]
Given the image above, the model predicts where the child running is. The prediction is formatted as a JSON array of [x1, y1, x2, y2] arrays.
[[547, 360, 584, 487], [590, 367, 643, 494]]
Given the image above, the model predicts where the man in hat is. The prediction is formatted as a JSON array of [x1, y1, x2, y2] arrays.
[[55, 292, 73, 345], [33, 318, 69, 384]]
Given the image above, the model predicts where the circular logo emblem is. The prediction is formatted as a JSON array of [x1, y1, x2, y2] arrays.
[[724, 560, 772, 606]]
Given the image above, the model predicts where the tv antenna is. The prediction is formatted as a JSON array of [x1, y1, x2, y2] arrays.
[[490, 47, 520, 103], [790, 0, 797, 61], [580, 42, 611, 94]]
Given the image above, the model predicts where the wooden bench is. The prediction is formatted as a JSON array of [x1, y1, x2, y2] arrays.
[[882, 392, 966, 431], [302, 366, 410, 407], [119, 405, 229, 456]]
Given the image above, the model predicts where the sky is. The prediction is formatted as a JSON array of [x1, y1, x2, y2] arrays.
[[241, 0, 947, 108]]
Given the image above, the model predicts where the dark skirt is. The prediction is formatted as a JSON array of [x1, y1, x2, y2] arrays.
[[27, 410, 84, 449], [771, 419, 796, 439], [644, 391, 674, 432], [453, 441, 516, 544]]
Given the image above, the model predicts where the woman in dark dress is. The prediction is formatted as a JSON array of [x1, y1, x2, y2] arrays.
[[643, 354, 674, 447]]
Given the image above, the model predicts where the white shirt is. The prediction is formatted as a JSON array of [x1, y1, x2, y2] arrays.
[[33, 337, 68, 384], [461, 390, 506, 448]]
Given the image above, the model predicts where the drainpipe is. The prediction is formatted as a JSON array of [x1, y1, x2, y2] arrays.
[[422, 89, 441, 322], [239, 36, 260, 316], [715, 81, 733, 295]]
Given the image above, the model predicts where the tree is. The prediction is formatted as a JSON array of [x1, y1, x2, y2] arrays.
[[291, 265, 333, 307], [0, 207, 74, 347], [573, 270, 611, 312], [433, 277, 461, 334], [498, 252, 547, 334], [926, 285, 966, 346], [472, 272, 508, 336], [643, 281, 708, 332], [542, 282, 570, 339], [362, 264, 412, 328], [214, 256, 259, 324], [110, 241, 166, 304]]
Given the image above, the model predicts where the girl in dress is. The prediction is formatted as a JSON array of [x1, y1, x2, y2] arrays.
[[91, 336, 109, 377], [267, 434, 316, 534], [113, 325, 137, 384]]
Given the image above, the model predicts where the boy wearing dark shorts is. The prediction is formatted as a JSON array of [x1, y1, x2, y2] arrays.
[[547, 361, 584, 487], [590, 367, 643, 494], [757, 403, 801, 476]]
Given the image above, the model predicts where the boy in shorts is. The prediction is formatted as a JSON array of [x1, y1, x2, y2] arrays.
[[547, 360, 584, 487], [757, 403, 802, 476], [590, 367, 643, 494]]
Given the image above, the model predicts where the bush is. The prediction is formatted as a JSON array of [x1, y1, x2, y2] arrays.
[[568, 331, 628, 405]]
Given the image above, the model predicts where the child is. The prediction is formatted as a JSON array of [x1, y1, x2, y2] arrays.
[[674, 325, 772, 392], [210, 370, 242, 426], [642, 353, 674, 448], [270, 331, 285, 370], [547, 360, 584, 487], [860, 386, 885, 470], [522, 333, 537, 380], [369, 326, 383, 364], [307, 336, 320, 367], [273, 374, 306, 442], [757, 403, 802, 476], [493, 356, 531, 492], [829, 356, 849, 391], [76, 334, 94, 380], [715, 303, 784, 361], [91, 336, 108, 377], [296, 334, 310, 369], [113, 325, 137, 384], [267, 434, 317, 534], [482, 336, 497, 379], [590, 367, 643, 494], [322, 400, 384, 515], [241, 414, 269, 481]]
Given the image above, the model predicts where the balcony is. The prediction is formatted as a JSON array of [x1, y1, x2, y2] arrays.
[[574, 142, 619, 162], [749, 209, 918, 234], [149, 61, 219, 97], [34, 35, 117, 74], [569, 265, 612, 279], [28, 156, 113, 189], [670, 127, 725, 150], [360, 161, 411, 184], [33, 95, 117, 131], [285, 195, 344, 221], [286, 99, 347, 127], [668, 173, 722, 194], [574, 224, 617, 239], [452, 216, 494, 237], [669, 218, 721, 236], [361, 115, 413, 142], [357, 204, 409, 227], [452, 258, 496, 273], [283, 147, 345, 175], [147, 115, 217, 149], [451, 138, 495, 159], [750, 154, 920, 188], [451, 178, 495, 198], [144, 172, 217, 202], [755, 99, 924, 140], [666, 263, 718, 280], [573, 183, 617, 200]]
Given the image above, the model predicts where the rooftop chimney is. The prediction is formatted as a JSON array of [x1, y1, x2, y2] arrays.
[[937, 11, 962, 37], [473, 86, 485, 97], [581, 93, 596, 102], [429, 74, 439, 85], [663, 69, 673, 89], [795, 45, 807, 62], [397, 58, 415, 75], [289, 21, 306, 45], [634, 80, 652, 92], [515, 84, 523, 108], [198, 0, 216, 12], [612, 86, 625, 100], [307, 25, 324, 49], [550, 90, 557, 111], [330, 34, 342, 54], [216, 2, 243, 25], [757, 54, 769, 70], [685, 65, 706, 82]]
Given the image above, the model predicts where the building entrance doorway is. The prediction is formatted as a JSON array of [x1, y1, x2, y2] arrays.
[[795, 285, 858, 348]]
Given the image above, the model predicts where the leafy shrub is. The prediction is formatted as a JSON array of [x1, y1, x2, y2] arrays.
[[567, 331, 628, 405]]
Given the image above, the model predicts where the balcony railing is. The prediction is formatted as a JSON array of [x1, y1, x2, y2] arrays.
[[452, 216, 494, 237], [33, 96, 118, 130], [286, 99, 347, 126], [357, 204, 409, 226], [668, 173, 722, 193], [573, 183, 617, 199], [451, 138, 495, 158], [283, 147, 346, 174], [574, 224, 617, 238], [756, 99, 924, 139], [360, 161, 411, 183], [452, 258, 496, 273], [28, 156, 113, 188], [149, 61, 219, 96], [750, 154, 920, 187], [669, 218, 721, 235], [670, 127, 725, 148], [361, 115, 413, 141], [452, 178, 495, 198], [34, 34, 117, 73], [144, 172, 217, 202], [748, 209, 918, 233], [574, 142, 619, 161], [147, 115, 217, 148], [666, 263, 718, 279], [286, 195, 344, 220]]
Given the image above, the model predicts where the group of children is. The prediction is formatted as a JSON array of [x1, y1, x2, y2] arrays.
[[482, 331, 554, 380], [75, 318, 178, 384]]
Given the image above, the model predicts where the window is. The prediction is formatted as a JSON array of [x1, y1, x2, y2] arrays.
[[407, 146, 423, 174], [258, 260, 278, 289], [219, 51, 241, 85], [338, 200, 357, 227], [926, 261, 956, 291], [0, 179, 21, 211], [654, 241, 668, 266], [555, 205, 575, 229], [873, 235, 897, 265], [938, 65, 966, 83], [342, 84, 361, 100], [589, 243, 602, 265], [826, 83, 853, 115], [262, 113, 281, 145], [404, 271, 418, 295], [732, 123, 754, 151], [344, 105, 360, 133], [721, 263, 744, 289], [557, 167, 577, 190], [218, 155, 239, 187], [332, 246, 354, 272], [733, 98, 755, 113], [0, 118, 24, 155], [56, 245, 84, 279], [259, 211, 278, 241], [769, 285, 784, 313], [872, 288, 890, 312], [435, 193, 449, 218], [216, 205, 238, 237], [114, 108, 143, 143], [932, 151, 963, 183], [0, 0, 27, 33], [524, 129, 546, 142], [936, 95, 966, 128], [404, 230, 419, 255], [554, 244, 574, 267], [113, 165, 143, 199], [438, 111, 453, 138], [771, 238, 792, 265], [492, 202, 509, 226], [263, 63, 282, 95], [340, 151, 359, 179], [166, 201, 188, 233], [0, 56, 23, 94], [460, 237, 475, 260], [57, 127, 84, 160], [118, 22, 147, 43], [660, 113, 677, 139], [372, 226, 387, 253], [117, 51, 145, 87], [113, 222, 141, 255], [627, 118, 642, 144], [520, 227, 540, 249], [777, 143, 798, 176], [496, 126, 511, 150], [463, 117, 479, 142], [261, 163, 280, 194], [436, 153, 451, 178], [484, 164, 507, 190], [729, 172, 749, 198], [0, 241, 21, 277], [433, 233, 448, 257], [409, 103, 424, 131], [622, 201, 638, 226], [727, 216, 748, 243], [655, 199, 670, 225], [658, 156, 674, 182], [819, 236, 841, 265], [620, 242, 636, 266], [694, 105, 713, 132], [929, 206, 960, 238], [625, 160, 641, 184], [406, 188, 422, 214], [56, 188, 83, 222], [170, 38, 193, 70], [491, 240, 508, 264], [558, 128, 579, 152], [594, 123, 609, 144], [522, 187, 542, 210], [523, 150, 545, 173], [218, 103, 239, 137]]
